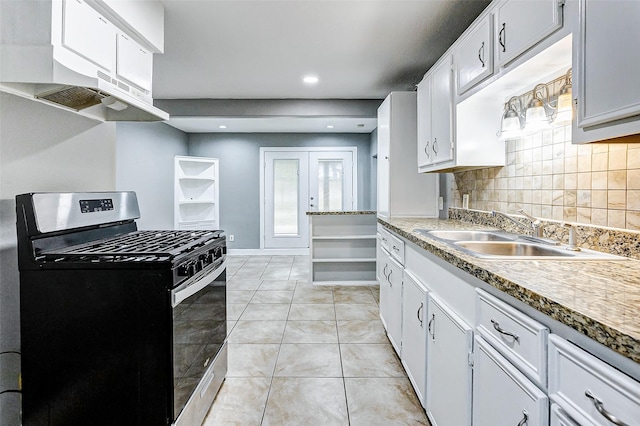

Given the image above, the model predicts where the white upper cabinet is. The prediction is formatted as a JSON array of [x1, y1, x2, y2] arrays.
[[417, 55, 454, 172], [117, 33, 153, 91], [62, 0, 116, 72], [455, 14, 494, 95], [576, 0, 640, 131], [96, 0, 165, 53], [377, 92, 439, 218], [494, 0, 564, 68]]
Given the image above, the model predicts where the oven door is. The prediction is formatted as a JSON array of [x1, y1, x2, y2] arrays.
[[171, 259, 227, 425]]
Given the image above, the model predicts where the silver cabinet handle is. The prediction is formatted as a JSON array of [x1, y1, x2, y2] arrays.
[[428, 313, 435, 339], [478, 41, 485, 67], [425, 141, 431, 158], [382, 264, 388, 280], [499, 22, 506, 52], [387, 269, 393, 287], [585, 390, 629, 426], [491, 319, 520, 342], [432, 138, 438, 155], [517, 410, 528, 426], [392, 245, 399, 253], [417, 302, 424, 327]]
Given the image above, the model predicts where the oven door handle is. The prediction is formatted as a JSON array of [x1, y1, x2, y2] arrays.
[[172, 259, 226, 308]]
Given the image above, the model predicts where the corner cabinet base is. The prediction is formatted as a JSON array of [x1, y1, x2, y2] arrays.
[[308, 212, 377, 286]]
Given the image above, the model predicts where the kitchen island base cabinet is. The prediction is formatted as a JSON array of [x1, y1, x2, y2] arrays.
[[473, 336, 549, 426], [309, 213, 377, 286], [426, 293, 473, 426]]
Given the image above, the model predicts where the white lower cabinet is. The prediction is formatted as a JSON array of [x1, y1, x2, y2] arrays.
[[378, 245, 403, 355], [400, 270, 428, 407], [548, 334, 640, 426], [550, 404, 580, 426], [473, 336, 549, 426], [426, 293, 473, 426]]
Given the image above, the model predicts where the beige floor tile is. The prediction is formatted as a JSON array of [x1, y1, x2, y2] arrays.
[[333, 287, 377, 304], [282, 320, 338, 343], [202, 377, 271, 426], [344, 377, 430, 426], [240, 303, 291, 321], [288, 304, 335, 320], [292, 287, 334, 304], [337, 320, 388, 344], [340, 343, 406, 378], [226, 303, 247, 321], [259, 280, 297, 291], [262, 378, 348, 426], [251, 290, 294, 304], [227, 343, 280, 377], [273, 344, 342, 377], [226, 290, 256, 304], [227, 320, 286, 344], [334, 304, 379, 321], [227, 278, 262, 291]]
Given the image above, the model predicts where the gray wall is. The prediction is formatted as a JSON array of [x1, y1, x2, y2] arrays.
[[187, 133, 373, 249], [0, 93, 118, 424], [116, 122, 188, 230]]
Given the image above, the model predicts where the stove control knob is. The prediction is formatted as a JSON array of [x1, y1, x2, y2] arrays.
[[178, 263, 193, 277]]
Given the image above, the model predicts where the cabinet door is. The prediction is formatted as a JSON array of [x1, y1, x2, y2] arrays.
[[473, 336, 549, 426], [495, 0, 563, 67], [117, 33, 153, 91], [379, 253, 403, 355], [401, 271, 428, 407], [62, 0, 116, 71], [376, 96, 391, 217], [577, 0, 640, 128], [416, 75, 432, 168], [430, 56, 453, 164], [426, 293, 473, 426], [456, 15, 493, 94]]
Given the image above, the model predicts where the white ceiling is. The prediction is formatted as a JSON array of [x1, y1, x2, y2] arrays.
[[154, 0, 491, 132]]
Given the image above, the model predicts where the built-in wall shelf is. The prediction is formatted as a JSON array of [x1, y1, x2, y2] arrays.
[[308, 212, 377, 286], [174, 156, 219, 230]]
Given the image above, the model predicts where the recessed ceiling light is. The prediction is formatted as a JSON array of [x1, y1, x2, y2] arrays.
[[326, 125, 334, 129], [303, 75, 319, 84], [219, 125, 227, 129]]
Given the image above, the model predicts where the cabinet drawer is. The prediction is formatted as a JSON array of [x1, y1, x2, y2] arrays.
[[476, 288, 548, 388], [378, 226, 391, 253], [388, 233, 404, 265], [550, 404, 580, 426], [473, 336, 548, 426], [549, 334, 640, 426]]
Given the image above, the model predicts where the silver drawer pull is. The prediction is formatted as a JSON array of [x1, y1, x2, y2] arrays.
[[392, 245, 399, 252], [491, 319, 520, 342], [585, 390, 629, 426], [417, 302, 424, 327], [517, 410, 528, 426]]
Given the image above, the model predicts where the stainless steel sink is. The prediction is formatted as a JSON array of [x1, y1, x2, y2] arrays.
[[415, 229, 518, 242], [453, 241, 626, 260]]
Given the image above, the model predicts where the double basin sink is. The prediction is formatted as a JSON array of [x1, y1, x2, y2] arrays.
[[415, 229, 626, 261]]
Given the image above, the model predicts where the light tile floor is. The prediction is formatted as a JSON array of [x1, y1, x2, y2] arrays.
[[202, 255, 431, 426]]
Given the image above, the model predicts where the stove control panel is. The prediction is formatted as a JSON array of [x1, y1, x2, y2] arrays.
[[80, 198, 114, 213]]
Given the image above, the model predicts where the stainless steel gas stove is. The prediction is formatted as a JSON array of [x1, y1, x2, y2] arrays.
[[16, 191, 227, 426]]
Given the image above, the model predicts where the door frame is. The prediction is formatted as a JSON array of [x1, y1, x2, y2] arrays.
[[259, 146, 358, 251]]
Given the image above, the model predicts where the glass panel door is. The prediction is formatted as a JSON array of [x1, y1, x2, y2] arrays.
[[264, 151, 309, 248], [309, 151, 353, 213]]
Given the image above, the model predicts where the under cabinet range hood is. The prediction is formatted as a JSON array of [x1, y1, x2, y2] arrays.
[[0, 0, 169, 122]]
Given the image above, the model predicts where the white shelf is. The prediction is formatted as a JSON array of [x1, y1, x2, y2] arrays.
[[312, 235, 377, 240], [312, 258, 377, 263], [174, 156, 219, 230]]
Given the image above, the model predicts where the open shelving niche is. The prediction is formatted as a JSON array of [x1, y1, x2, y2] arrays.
[[174, 155, 219, 230], [309, 213, 377, 286]]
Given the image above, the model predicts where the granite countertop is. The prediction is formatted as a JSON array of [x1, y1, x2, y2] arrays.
[[306, 211, 376, 215], [378, 216, 640, 364]]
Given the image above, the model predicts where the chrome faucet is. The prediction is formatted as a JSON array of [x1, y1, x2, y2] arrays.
[[563, 223, 581, 251], [491, 210, 544, 238]]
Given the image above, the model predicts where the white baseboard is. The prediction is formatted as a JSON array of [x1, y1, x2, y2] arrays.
[[228, 248, 310, 256]]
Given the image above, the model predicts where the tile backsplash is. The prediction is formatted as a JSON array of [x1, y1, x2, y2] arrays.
[[452, 125, 640, 231]]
